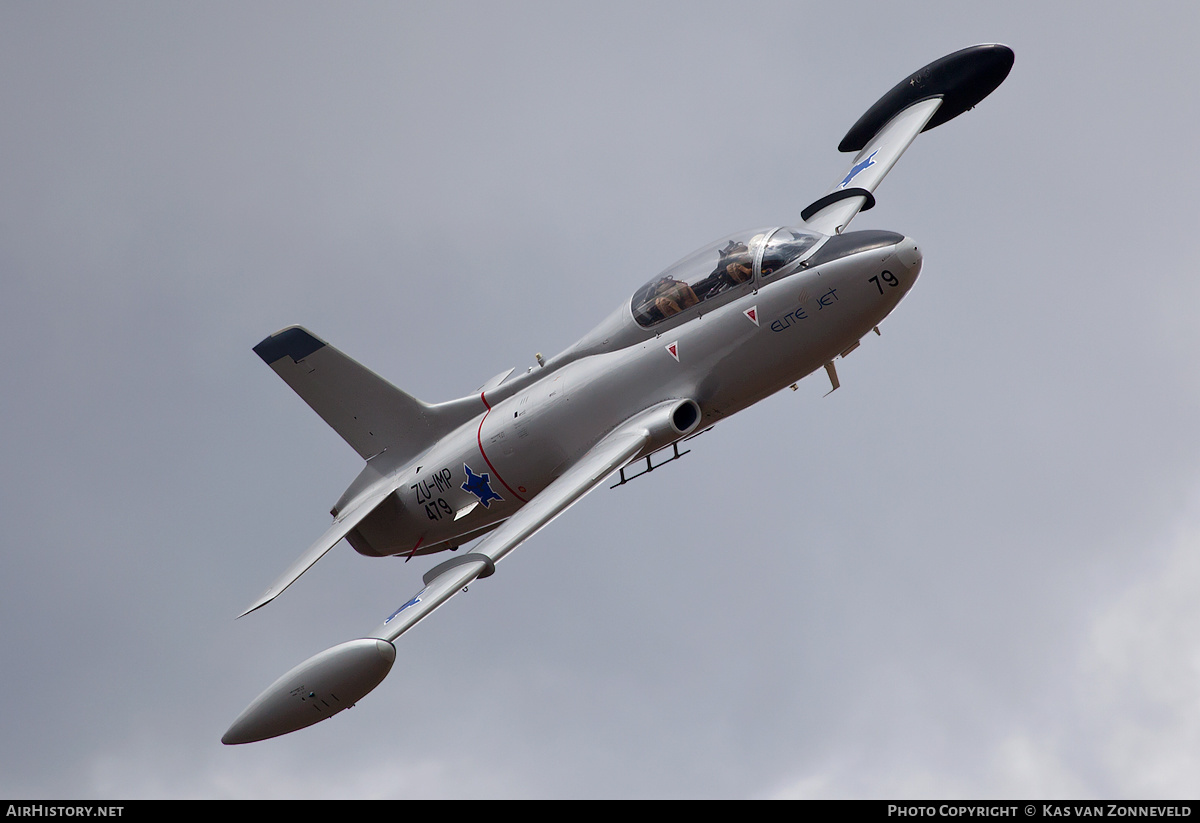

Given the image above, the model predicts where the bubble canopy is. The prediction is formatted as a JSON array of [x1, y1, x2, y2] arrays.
[[630, 227, 821, 327]]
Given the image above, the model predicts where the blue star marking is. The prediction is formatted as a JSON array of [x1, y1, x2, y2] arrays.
[[461, 463, 503, 509], [385, 588, 426, 624], [839, 149, 878, 188]]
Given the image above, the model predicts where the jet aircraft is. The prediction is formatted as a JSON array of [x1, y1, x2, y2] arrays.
[[224, 44, 1015, 744]]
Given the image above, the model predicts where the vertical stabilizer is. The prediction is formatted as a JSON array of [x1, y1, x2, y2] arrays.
[[253, 326, 481, 464]]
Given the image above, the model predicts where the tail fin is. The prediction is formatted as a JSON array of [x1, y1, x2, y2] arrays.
[[253, 326, 481, 464]]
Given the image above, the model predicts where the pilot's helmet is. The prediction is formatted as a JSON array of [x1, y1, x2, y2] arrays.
[[718, 240, 748, 258]]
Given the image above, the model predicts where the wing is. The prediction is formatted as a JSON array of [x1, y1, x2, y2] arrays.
[[368, 397, 696, 640], [368, 416, 652, 643], [803, 44, 1014, 236], [223, 403, 679, 743]]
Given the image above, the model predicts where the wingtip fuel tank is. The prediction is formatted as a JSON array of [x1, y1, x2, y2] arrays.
[[222, 638, 397, 745]]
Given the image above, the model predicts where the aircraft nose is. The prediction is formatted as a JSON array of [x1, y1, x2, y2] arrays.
[[894, 236, 923, 282]]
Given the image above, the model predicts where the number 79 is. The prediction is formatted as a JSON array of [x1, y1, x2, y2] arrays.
[[869, 270, 899, 294]]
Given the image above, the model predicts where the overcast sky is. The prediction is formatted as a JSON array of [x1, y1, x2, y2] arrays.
[[2, 0, 1199, 799]]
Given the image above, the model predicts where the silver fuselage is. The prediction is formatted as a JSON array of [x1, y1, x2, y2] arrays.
[[346, 229, 922, 558]]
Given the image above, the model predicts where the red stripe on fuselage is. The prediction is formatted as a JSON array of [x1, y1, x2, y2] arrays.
[[477, 391, 527, 504]]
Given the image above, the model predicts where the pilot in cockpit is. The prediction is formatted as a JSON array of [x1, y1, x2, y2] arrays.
[[720, 241, 754, 285], [652, 276, 700, 318], [701, 239, 754, 298]]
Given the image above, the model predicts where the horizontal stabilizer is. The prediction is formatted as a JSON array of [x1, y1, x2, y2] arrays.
[[238, 473, 406, 617]]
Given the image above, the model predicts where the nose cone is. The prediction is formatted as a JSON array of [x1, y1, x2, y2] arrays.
[[804, 230, 921, 287], [895, 236, 923, 283]]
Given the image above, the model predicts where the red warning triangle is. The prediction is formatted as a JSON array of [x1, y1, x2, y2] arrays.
[[666, 341, 679, 362], [744, 306, 759, 326]]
